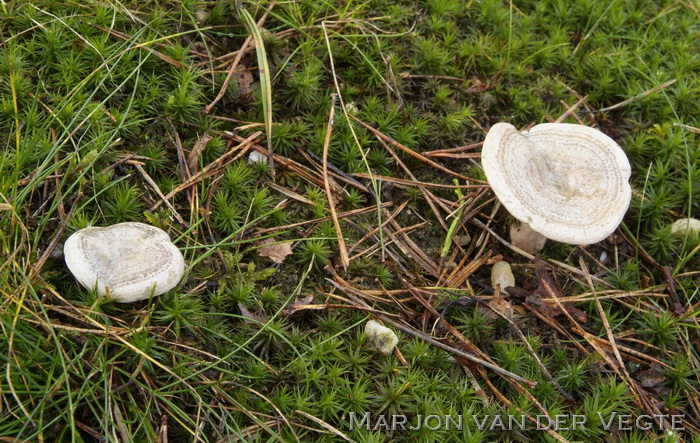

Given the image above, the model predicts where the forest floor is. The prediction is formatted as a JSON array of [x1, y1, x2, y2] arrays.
[[0, 1, 698, 441]]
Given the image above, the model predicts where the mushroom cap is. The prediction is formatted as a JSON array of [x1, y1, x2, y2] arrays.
[[64, 222, 185, 303], [670, 218, 700, 237], [482, 122, 631, 244], [364, 320, 399, 355]]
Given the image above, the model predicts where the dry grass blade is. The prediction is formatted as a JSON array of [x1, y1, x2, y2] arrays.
[[582, 79, 677, 114], [295, 410, 353, 442], [203, 5, 274, 113], [267, 182, 315, 205], [186, 132, 213, 174], [239, 6, 276, 174], [150, 131, 262, 211], [540, 277, 673, 430], [349, 114, 480, 183], [135, 164, 187, 227], [321, 94, 349, 268]]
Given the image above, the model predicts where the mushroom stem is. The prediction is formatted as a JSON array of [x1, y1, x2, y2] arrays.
[[509, 222, 547, 255]]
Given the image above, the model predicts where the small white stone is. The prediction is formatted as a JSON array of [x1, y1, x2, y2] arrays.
[[491, 261, 515, 293], [670, 218, 700, 236], [64, 222, 185, 303], [248, 150, 268, 164], [365, 320, 398, 355]]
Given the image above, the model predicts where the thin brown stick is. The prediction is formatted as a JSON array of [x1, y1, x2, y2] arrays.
[[489, 287, 574, 401], [300, 149, 370, 193], [186, 132, 212, 174], [542, 278, 670, 431], [350, 221, 427, 262], [347, 200, 408, 256], [353, 173, 487, 188], [29, 192, 82, 279], [471, 217, 610, 287], [399, 73, 466, 82], [378, 138, 450, 232], [230, 136, 343, 194], [424, 141, 483, 155], [554, 95, 588, 123], [580, 258, 630, 374]]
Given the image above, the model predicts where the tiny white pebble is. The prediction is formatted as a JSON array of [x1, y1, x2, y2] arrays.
[[248, 150, 267, 164]]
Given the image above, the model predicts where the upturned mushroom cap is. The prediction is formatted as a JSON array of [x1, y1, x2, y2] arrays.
[[64, 222, 185, 303], [482, 122, 631, 244]]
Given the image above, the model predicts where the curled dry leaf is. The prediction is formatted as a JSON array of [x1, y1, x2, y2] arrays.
[[488, 288, 513, 320], [238, 302, 268, 323], [531, 257, 587, 323], [256, 237, 293, 264], [235, 68, 255, 99], [636, 369, 666, 388]]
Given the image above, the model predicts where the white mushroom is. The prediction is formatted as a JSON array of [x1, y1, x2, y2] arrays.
[[491, 261, 515, 294], [194, 9, 210, 25], [364, 320, 399, 355], [670, 218, 700, 237], [64, 222, 185, 303], [482, 122, 631, 245], [509, 222, 547, 255]]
